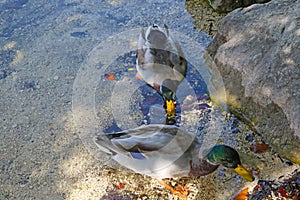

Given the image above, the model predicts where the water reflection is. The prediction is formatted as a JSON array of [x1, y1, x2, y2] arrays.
[[97, 50, 209, 130]]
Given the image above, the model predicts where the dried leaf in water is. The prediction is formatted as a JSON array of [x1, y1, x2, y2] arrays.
[[250, 143, 270, 153], [105, 73, 116, 80], [233, 188, 249, 200]]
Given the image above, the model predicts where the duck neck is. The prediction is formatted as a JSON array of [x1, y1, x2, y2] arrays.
[[188, 159, 219, 177]]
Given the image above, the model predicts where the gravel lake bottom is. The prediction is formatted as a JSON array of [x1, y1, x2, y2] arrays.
[[0, 0, 298, 199]]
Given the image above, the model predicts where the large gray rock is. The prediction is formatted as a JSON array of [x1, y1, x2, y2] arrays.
[[207, 0, 270, 13], [206, 0, 300, 163]]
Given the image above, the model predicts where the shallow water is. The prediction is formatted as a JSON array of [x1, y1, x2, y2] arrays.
[[0, 0, 297, 200], [98, 51, 209, 128]]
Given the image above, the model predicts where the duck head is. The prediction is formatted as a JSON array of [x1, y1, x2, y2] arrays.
[[161, 79, 178, 117], [144, 24, 169, 49], [206, 145, 255, 182], [161, 85, 175, 117]]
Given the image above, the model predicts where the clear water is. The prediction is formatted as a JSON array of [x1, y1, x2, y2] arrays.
[[1, 1, 290, 199]]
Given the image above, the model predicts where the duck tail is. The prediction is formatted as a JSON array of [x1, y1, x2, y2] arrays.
[[94, 134, 118, 156]]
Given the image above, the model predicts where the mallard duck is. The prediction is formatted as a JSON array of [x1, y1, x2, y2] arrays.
[[94, 124, 254, 199], [136, 24, 187, 117]]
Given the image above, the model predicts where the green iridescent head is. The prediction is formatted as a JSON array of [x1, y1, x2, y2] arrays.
[[206, 145, 254, 182]]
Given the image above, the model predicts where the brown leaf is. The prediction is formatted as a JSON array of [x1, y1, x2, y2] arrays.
[[249, 143, 270, 153], [292, 194, 298, 200], [278, 187, 289, 198]]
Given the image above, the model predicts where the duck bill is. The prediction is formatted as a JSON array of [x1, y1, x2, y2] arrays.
[[234, 164, 255, 182], [165, 100, 175, 117]]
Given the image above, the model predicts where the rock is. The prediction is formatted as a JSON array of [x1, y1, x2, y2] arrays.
[[206, 0, 270, 13], [185, 0, 226, 36], [206, 0, 300, 163]]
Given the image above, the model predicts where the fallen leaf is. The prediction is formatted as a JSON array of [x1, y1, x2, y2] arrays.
[[232, 188, 249, 200], [2, 41, 17, 50], [158, 179, 189, 200], [250, 143, 270, 153], [10, 50, 24, 66], [278, 187, 289, 198], [138, 184, 144, 190], [292, 194, 298, 200], [104, 73, 116, 80], [115, 182, 125, 190], [253, 184, 264, 191]]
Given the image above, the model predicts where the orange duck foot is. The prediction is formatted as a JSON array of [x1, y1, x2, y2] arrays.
[[158, 179, 190, 200], [135, 72, 143, 80]]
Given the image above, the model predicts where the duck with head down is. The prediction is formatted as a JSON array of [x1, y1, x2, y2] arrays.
[[95, 124, 255, 199], [136, 24, 187, 121]]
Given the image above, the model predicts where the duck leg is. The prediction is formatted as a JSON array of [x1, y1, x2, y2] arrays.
[[135, 72, 143, 80], [157, 179, 190, 200]]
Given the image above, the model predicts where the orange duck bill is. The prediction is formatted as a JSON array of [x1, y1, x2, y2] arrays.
[[234, 164, 255, 182]]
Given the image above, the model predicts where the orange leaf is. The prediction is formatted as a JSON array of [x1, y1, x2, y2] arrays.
[[115, 182, 125, 190], [104, 73, 116, 80], [233, 188, 249, 200], [249, 143, 269, 153]]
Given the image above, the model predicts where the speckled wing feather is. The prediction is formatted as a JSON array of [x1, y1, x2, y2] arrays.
[[94, 124, 196, 160]]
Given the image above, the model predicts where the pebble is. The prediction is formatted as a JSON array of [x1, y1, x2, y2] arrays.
[[53, 76, 59, 80], [64, 76, 75, 80], [41, 102, 47, 109]]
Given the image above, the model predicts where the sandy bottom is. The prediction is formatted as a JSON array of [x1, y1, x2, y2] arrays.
[[0, 0, 298, 200]]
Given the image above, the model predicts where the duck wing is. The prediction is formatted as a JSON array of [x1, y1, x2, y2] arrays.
[[137, 28, 146, 67], [136, 24, 187, 88], [95, 124, 194, 158], [94, 124, 197, 178]]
